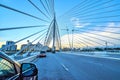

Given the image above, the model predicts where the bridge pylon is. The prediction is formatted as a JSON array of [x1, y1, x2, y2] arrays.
[[52, 15, 56, 53]]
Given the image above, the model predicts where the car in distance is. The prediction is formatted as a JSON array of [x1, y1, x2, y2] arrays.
[[37, 51, 46, 58], [0, 51, 38, 80]]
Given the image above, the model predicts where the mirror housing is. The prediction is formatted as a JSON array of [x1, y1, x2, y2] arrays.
[[20, 63, 38, 77]]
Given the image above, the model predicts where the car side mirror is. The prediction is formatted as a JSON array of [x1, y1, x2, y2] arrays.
[[20, 63, 38, 77]]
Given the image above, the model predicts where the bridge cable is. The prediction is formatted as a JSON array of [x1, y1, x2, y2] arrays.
[[0, 4, 49, 22], [0, 25, 47, 31], [28, 0, 50, 20]]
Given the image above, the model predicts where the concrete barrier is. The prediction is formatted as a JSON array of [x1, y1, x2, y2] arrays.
[[17, 55, 37, 63]]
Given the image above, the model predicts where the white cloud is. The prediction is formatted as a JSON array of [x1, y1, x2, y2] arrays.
[[70, 17, 90, 28], [0, 42, 5, 48], [104, 22, 120, 32], [107, 22, 116, 27], [61, 22, 120, 48]]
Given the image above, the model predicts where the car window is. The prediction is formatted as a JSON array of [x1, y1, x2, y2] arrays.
[[40, 51, 45, 53], [0, 57, 16, 79]]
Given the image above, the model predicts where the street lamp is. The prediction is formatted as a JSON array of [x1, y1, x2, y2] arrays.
[[71, 29, 79, 52]]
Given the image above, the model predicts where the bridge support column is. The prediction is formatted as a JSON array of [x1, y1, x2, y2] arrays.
[[52, 15, 56, 53]]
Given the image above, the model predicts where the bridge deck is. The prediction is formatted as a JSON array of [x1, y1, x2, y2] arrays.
[[33, 52, 120, 80]]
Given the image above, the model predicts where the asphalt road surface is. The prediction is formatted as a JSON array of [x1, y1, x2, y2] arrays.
[[34, 52, 120, 80]]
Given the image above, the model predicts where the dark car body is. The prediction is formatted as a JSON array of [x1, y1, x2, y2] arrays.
[[0, 51, 38, 80]]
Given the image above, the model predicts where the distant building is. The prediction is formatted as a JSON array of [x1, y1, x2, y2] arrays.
[[1, 41, 17, 51], [21, 42, 43, 52]]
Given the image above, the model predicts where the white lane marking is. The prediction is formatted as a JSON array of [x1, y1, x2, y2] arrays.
[[53, 54, 69, 72], [61, 64, 69, 72]]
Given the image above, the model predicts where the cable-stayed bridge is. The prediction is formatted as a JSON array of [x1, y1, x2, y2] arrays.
[[0, 0, 120, 80]]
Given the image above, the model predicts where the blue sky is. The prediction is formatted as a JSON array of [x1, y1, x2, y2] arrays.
[[0, 0, 81, 48], [0, 0, 120, 48], [0, 0, 80, 40]]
